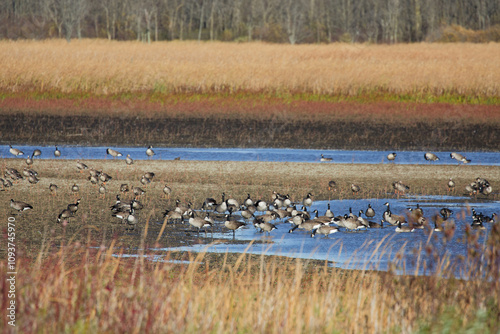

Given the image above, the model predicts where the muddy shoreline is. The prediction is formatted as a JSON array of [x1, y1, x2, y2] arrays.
[[1, 113, 499, 151]]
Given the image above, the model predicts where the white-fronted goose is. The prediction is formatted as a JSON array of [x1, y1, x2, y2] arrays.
[[351, 184, 360, 194]]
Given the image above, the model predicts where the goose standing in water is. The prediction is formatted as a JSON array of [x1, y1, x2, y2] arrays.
[[387, 152, 397, 162], [146, 146, 155, 158], [54, 146, 61, 157], [32, 149, 42, 158], [106, 148, 123, 158], [450, 152, 470, 164]]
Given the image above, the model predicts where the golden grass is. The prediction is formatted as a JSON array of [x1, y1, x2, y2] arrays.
[[1, 40, 499, 97]]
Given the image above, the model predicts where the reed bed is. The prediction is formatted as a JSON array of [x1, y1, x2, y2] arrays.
[[1, 40, 499, 99]]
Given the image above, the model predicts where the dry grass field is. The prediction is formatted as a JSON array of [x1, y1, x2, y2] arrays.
[[1, 40, 499, 98]]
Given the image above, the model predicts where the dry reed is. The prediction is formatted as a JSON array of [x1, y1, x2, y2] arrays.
[[0, 40, 499, 98]]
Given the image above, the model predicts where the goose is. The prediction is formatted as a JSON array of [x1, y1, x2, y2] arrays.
[[106, 148, 122, 158], [387, 152, 397, 161], [320, 154, 333, 162], [88, 175, 99, 185], [5, 167, 23, 180], [28, 174, 39, 185], [239, 206, 255, 220], [25, 155, 33, 165], [224, 215, 246, 237], [126, 154, 134, 165], [202, 197, 218, 210], [226, 197, 240, 212], [98, 184, 106, 198], [215, 193, 228, 213], [163, 209, 183, 224], [174, 199, 191, 216], [283, 194, 292, 207], [71, 184, 80, 193], [302, 193, 313, 207], [311, 225, 339, 238], [204, 212, 215, 225], [450, 152, 470, 164], [447, 178, 455, 192], [57, 208, 73, 223], [395, 220, 414, 233], [76, 161, 88, 172], [383, 202, 406, 225], [146, 145, 155, 158], [328, 180, 337, 191], [10, 199, 33, 212], [424, 152, 439, 161], [289, 220, 322, 234], [432, 215, 444, 232], [357, 210, 370, 229], [341, 214, 362, 232], [140, 176, 151, 186], [120, 184, 130, 193], [325, 203, 334, 218], [244, 194, 254, 207], [113, 208, 137, 226], [163, 185, 172, 199], [393, 181, 410, 195], [67, 199, 81, 214], [49, 183, 58, 196], [54, 146, 61, 157], [365, 204, 375, 218], [143, 172, 155, 181], [255, 212, 279, 223], [32, 149, 42, 158], [351, 184, 360, 194], [311, 209, 334, 225], [288, 214, 304, 228], [254, 219, 277, 235], [369, 220, 384, 229], [1, 178, 13, 189], [272, 208, 290, 219], [440, 208, 453, 220], [188, 211, 212, 235], [99, 172, 112, 183], [133, 187, 145, 198], [471, 220, 486, 230], [9, 145, 24, 156], [255, 200, 268, 212]]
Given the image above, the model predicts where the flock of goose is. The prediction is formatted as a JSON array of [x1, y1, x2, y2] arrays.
[[4, 145, 496, 240]]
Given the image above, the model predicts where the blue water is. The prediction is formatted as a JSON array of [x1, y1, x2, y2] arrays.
[[135, 196, 500, 278], [2, 145, 499, 165]]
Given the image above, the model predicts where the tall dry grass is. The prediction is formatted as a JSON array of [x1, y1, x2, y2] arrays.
[[0, 40, 499, 97], [2, 224, 500, 333]]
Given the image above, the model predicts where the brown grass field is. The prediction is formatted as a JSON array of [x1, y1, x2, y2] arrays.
[[1, 158, 499, 332], [1, 40, 500, 332], [1, 40, 499, 98]]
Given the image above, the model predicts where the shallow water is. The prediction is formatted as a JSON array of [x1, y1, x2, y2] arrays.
[[142, 195, 500, 278], [2, 145, 499, 165]]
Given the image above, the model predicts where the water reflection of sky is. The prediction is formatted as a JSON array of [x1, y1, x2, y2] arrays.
[[2, 145, 499, 165], [122, 196, 499, 278]]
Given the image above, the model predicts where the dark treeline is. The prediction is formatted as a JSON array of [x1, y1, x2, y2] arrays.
[[1, 0, 499, 43]]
